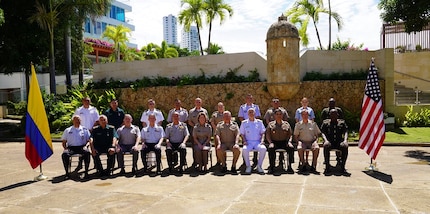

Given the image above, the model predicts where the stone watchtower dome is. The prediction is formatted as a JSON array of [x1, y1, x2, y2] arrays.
[[266, 14, 300, 100]]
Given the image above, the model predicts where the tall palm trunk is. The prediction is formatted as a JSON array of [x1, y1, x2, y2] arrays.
[[196, 23, 204, 55], [313, 20, 323, 50], [64, 25, 72, 89], [207, 21, 213, 54], [49, 32, 56, 94], [328, 0, 332, 50]]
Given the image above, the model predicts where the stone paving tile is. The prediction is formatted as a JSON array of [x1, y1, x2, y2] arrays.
[[1, 142, 430, 213]]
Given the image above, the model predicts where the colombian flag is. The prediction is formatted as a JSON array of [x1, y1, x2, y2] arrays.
[[25, 65, 53, 169]]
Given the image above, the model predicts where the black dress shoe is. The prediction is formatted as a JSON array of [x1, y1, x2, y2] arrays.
[[83, 173, 90, 179], [221, 166, 227, 173], [119, 168, 126, 175]]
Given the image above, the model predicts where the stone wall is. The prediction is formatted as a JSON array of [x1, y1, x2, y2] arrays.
[[115, 80, 382, 122]]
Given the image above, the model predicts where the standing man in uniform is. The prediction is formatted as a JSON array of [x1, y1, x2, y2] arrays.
[[263, 98, 290, 165], [104, 99, 125, 129], [240, 108, 266, 174], [265, 109, 294, 174], [264, 98, 289, 125], [140, 114, 165, 175], [75, 96, 100, 169], [215, 111, 241, 174], [90, 115, 118, 177], [238, 94, 261, 166], [167, 98, 188, 123], [74, 96, 99, 131], [140, 99, 164, 127], [294, 110, 321, 173], [321, 109, 349, 175], [321, 98, 344, 120], [116, 114, 140, 175], [61, 115, 91, 179], [211, 102, 225, 167], [295, 97, 315, 122], [165, 112, 189, 174]]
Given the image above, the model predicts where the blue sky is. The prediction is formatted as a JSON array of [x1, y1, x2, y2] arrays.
[[128, 0, 382, 54]]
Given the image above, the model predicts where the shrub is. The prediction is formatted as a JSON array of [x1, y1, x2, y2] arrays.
[[303, 69, 368, 81], [404, 106, 430, 127], [87, 65, 261, 90]]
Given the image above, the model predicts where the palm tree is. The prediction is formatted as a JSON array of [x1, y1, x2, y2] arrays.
[[328, 0, 332, 50], [29, 0, 60, 94], [157, 41, 179, 58], [203, 0, 233, 52], [102, 24, 131, 62], [285, 0, 342, 49], [205, 42, 225, 54], [179, 0, 205, 55], [141, 43, 159, 59]]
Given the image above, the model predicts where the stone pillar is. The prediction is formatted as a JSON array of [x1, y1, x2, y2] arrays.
[[266, 14, 300, 100]]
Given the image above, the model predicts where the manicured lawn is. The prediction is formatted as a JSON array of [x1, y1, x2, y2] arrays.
[[348, 127, 430, 143], [385, 127, 430, 143]]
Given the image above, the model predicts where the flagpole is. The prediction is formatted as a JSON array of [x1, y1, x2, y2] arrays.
[[34, 164, 48, 181], [364, 158, 378, 171]]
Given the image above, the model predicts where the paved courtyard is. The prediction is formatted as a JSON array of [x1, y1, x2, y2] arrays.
[[0, 142, 429, 213]]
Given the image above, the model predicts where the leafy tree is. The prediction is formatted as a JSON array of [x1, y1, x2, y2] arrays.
[[204, 42, 225, 54], [0, 0, 48, 74], [379, 0, 430, 33], [141, 43, 160, 59], [60, 0, 111, 86], [203, 0, 233, 52], [171, 45, 191, 57], [179, 0, 205, 55], [157, 41, 179, 58], [285, 0, 343, 49], [330, 38, 363, 50], [28, 0, 60, 94], [0, 7, 4, 26], [102, 24, 132, 62]]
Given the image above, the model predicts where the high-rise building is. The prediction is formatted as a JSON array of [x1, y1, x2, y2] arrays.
[[181, 26, 200, 52], [163, 14, 178, 46], [83, 0, 137, 48]]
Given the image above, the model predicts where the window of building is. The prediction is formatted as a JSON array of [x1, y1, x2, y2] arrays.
[[84, 18, 91, 33]]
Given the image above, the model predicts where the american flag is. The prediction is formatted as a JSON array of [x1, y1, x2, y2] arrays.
[[359, 59, 385, 159]]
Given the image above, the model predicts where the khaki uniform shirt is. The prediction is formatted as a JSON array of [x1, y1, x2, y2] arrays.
[[294, 121, 321, 143], [264, 107, 289, 124], [193, 123, 212, 145], [188, 107, 208, 126], [210, 111, 223, 127], [215, 121, 239, 145]]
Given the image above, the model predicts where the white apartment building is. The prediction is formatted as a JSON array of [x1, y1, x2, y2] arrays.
[[83, 0, 137, 48], [181, 26, 200, 52], [163, 14, 178, 46]]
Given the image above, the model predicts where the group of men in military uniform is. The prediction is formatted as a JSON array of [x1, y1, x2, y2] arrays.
[[60, 95, 350, 179]]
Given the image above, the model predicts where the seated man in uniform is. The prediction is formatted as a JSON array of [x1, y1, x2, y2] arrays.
[[140, 113, 165, 175], [321, 109, 350, 175], [165, 112, 189, 174], [116, 114, 140, 175], [61, 115, 91, 179], [265, 109, 294, 174], [215, 111, 241, 174], [294, 110, 321, 173], [90, 115, 118, 177], [240, 108, 266, 174]]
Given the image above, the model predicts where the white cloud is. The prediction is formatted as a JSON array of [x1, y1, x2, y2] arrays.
[[127, 0, 382, 53]]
